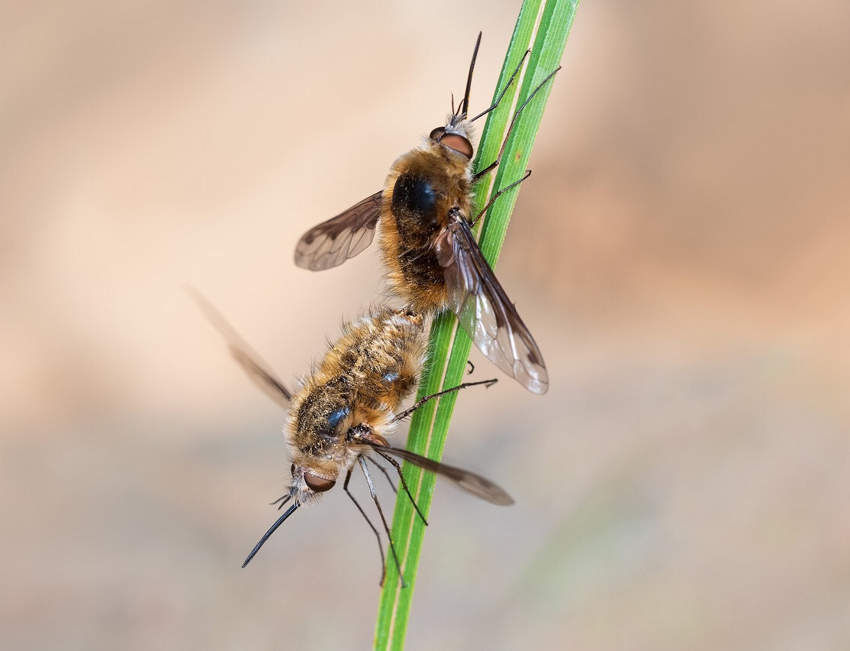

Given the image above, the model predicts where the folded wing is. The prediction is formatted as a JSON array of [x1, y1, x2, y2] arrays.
[[435, 218, 548, 394], [374, 444, 514, 506]]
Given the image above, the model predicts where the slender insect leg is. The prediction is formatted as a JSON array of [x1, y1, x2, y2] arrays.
[[468, 49, 531, 123], [392, 378, 497, 423], [470, 169, 532, 227], [373, 449, 429, 526], [344, 463, 387, 586], [472, 66, 561, 182], [364, 455, 398, 494], [359, 457, 407, 589]]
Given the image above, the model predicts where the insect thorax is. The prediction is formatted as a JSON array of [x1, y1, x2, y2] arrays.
[[380, 148, 472, 313]]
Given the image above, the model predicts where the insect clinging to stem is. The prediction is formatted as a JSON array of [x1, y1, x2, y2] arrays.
[[294, 33, 559, 395], [191, 291, 512, 585]]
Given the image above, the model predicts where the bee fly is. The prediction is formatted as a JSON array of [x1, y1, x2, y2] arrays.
[[192, 292, 511, 585], [295, 33, 559, 395]]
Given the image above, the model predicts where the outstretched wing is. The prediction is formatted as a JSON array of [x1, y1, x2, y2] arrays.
[[372, 444, 514, 506], [294, 191, 383, 270], [189, 288, 293, 409], [227, 345, 293, 409], [434, 218, 549, 395]]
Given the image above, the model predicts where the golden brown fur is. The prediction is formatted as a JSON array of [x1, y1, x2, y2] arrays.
[[291, 36, 552, 393], [286, 307, 425, 497], [378, 141, 473, 314]]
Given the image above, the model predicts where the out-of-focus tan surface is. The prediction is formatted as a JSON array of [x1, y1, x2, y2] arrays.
[[2, 0, 849, 649]]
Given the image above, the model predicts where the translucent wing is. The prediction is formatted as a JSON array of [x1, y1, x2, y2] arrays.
[[374, 444, 514, 506], [227, 344, 293, 409], [189, 288, 293, 408], [294, 191, 383, 270], [434, 219, 549, 394]]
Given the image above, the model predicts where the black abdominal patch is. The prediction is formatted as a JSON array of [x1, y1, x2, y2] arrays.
[[392, 174, 438, 224]]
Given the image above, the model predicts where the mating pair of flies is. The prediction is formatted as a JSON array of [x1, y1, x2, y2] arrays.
[[201, 33, 558, 585]]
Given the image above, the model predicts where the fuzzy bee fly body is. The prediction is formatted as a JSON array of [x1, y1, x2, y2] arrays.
[[295, 33, 559, 395], [192, 292, 511, 583]]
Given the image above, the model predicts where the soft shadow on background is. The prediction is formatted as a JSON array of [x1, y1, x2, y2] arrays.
[[2, 0, 849, 649]]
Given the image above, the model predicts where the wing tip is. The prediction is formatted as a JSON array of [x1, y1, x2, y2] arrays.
[[526, 380, 549, 395]]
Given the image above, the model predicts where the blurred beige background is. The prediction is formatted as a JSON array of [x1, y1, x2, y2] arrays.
[[2, 0, 849, 649]]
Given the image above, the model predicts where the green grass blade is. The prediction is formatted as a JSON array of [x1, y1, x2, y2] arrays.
[[374, 2, 580, 648]]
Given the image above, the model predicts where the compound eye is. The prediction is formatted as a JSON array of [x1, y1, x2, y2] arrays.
[[303, 472, 336, 493], [429, 127, 446, 141], [438, 134, 473, 159]]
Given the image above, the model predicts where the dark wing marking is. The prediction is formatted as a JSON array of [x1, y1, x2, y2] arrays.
[[188, 288, 292, 408], [294, 191, 383, 270], [370, 443, 514, 506], [434, 219, 549, 394]]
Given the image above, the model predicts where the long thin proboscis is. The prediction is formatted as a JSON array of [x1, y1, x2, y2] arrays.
[[242, 500, 300, 568], [459, 31, 483, 118]]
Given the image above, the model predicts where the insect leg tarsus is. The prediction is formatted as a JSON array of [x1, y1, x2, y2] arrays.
[[472, 66, 561, 183], [392, 378, 498, 423], [470, 169, 532, 227], [468, 49, 531, 123], [344, 462, 388, 586], [374, 449, 429, 526], [364, 455, 398, 494], [359, 457, 406, 588]]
